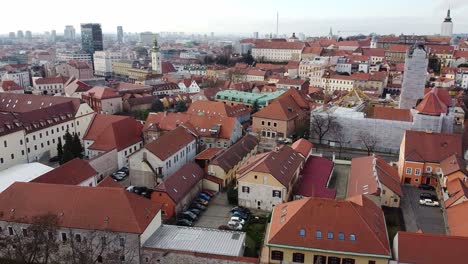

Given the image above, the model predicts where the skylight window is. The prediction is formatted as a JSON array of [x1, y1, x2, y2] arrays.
[[350, 234, 356, 241], [338, 233, 345, 240], [316, 231, 322, 239], [299, 229, 306, 237], [327, 232, 334, 240]]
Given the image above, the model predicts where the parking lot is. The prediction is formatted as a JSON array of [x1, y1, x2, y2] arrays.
[[194, 192, 232, 229], [400, 185, 446, 235]]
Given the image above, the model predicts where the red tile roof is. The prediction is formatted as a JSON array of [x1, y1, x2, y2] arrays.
[[445, 179, 468, 208], [144, 112, 192, 132], [302, 47, 323, 55], [97, 176, 122, 188], [0, 182, 161, 234], [294, 156, 335, 199], [268, 196, 391, 257], [387, 44, 410, 53], [423, 87, 451, 106], [447, 201, 468, 236], [211, 134, 259, 171], [253, 89, 309, 121], [440, 154, 468, 177], [35, 75, 68, 85], [291, 139, 313, 159], [115, 82, 152, 93], [84, 114, 143, 151], [83, 86, 121, 100], [254, 41, 307, 50], [395, 232, 468, 264], [161, 61, 177, 74], [415, 88, 448, 115], [0, 80, 23, 91], [154, 163, 204, 203], [145, 126, 195, 161], [187, 101, 250, 119], [195, 148, 224, 160], [371, 107, 412, 122], [403, 131, 463, 163], [186, 115, 238, 140], [349, 155, 403, 198], [32, 158, 96, 185]]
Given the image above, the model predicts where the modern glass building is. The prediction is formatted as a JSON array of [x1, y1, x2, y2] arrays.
[[80, 23, 103, 55]]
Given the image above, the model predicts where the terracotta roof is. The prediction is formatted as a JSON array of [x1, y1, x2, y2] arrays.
[[336, 40, 360, 47], [35, 75, 68, 85], [187, 101, 250, 119], [445, 179, 468, 208], [253, 89, 309, 121], [294, 156, 335, 199], [423, 87, 451, 106], [64, 79, 92, 95], [32, 158, 96, 185], [253, 41, 306, 50], [302, 47, 323, 55], [349, 155, 403, 198], [291, 139, 313, 159], [154, 163, 204, 203], [268, 196, 391, 257], [362, 48, 386, 57], [440, 154, 468, 177], [371, 107, 412, 122], [403, 131, 463, 163], [83, 86, 121, 100], [0, 80, 23, 91], [426, 45, 454, 55], [395, 232, 468, 264], [0, 182, 161, 234], [447, 202, 468, 236], [247, 69, 267, 77], [454, 50, 468, 58], [84, 114, 143, 151], [144, 112, 191, 132], [415, 88, 448, 115], [97, 176, 122, 188], [186, 115, 238, 140], [195, 148, 224, 160], [387, 44, 410, 53], [161, 61, 177, 74], [145, 126, 195, 161], [238, 146, 304, 187], [115, 82, 152, 93], [277, 78, 307, 86], [211, 134, 259, 171]]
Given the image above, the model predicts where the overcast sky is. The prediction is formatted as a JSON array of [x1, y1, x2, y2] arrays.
[[3, 0, 468, 36]]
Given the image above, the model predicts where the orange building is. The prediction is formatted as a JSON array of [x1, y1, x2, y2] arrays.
[[398, 130, 462, 186]]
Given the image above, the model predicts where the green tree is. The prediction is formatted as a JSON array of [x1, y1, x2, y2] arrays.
[[151, 99, 165, 112], [72, 133, 84, 159], [134, 109, 150, 120], [242, 51, 255, 65], [251, 100, 260, 114], [61, 130, 75, 164], [57, 138, 63, 163], [175, 100, 187, 112], [428, 54, 441, 74]]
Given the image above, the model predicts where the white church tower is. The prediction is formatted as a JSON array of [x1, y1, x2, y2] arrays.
[[441, 8, 453, 37], [151, 38, 162, 74]]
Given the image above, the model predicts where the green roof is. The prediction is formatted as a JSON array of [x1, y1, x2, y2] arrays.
[[215, 90, 284, 106]]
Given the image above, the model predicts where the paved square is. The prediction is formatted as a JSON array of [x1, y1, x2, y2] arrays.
[[400, 185, 446, 235], [194, 192, 232, 229]]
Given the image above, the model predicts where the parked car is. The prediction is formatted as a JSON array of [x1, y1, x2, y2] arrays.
[[195, 198, 209, 206], [231, 206, 250, 214], [133, 186, 148, 194], [232, 211, 249, 220], [202, 190, 215, 197], [419, 199, 440, 207], [118, 167, 129, 174], [181, 211, 197, 221], [420, 193, 437, 201], [198, 193, 211, 201], [177, 219, 193, 227], [418, 184, 436, 191], [111, 171, 126, 181], [230, 216, 245, 225], [190, 203, 207, 211], [126, 186, 135, 192], [218, 225, 231, 230], [227, 221, 243, 231], [49, 156, 60, 163], [189, 208, 201, 216]]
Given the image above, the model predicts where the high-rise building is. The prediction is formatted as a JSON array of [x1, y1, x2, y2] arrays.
[[8, 32, 15, 38], [81, 23, 103, 55], [441, 8, 453, 37], [399, 44, 428, 109], [64, 25, 76, 40], [253, 32, 259, 39], [151, 38, 162, 74], [25, 31, 32, 40], [17, 30, 24, 39], [51, 30, 56, 43], [117, 26, 123, 43]]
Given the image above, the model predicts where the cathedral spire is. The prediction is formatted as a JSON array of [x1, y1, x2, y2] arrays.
[[444, 8, 452, 22], [152, 38, 159, 51]]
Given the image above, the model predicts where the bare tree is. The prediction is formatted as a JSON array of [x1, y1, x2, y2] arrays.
[[358, 131, 379, 156], [310, 112, 338, 145], [330, 123, 349, 158], [0, 214, 60, 264]]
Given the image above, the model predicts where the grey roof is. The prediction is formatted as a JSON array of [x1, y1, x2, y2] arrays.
[[143, 225, 246, 257]]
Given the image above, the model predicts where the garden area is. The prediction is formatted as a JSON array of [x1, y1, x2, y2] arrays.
[[243, 214, 269, 258]]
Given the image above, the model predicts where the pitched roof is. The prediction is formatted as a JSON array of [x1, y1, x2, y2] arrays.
[[32, 158, 96, 185], [238, 146, 303, 187], [294, 156, 336, 199], [291, 139, 313, 159], [253, 41, 306, 50], [253, 89, 309, 121], [211, 134, 259, 171], [445, 179, 468, 208], [267, 196, 391, 257], [349, 155, 403, 198], [387, 44, 409, 53], [145, 126, 195, 161], [440, 154, 468, 177], [187, 101, 250, 118], [447, 201, 468, 236], [0, 80, 23, 91], [403, 131, 462, 163], [371, 107, 412, 122], [84, 114, 143, 151], [415, 88, 448, 115], [186, 115, 238, 140], [35, 75, 68, 85], [395, 232, 468, 264], [144, 112, 192, 132], [0, 182, 161, 234], [83, 86, 121, 100], [97, 176, 122, 188], [154, 163, 204, 203], [195, 148, 224, 160]]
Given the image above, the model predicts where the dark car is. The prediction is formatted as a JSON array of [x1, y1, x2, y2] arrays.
[[232, 211, 249, 220], [418, 184, 436, 191], [118, 167, 129, 174], [133, 186, 148, 194], [231, 206, 250, 214], [177, 219, 193, 227], [202, 190, 215, 197], [420, 193, 438, 201], [198, 193, 211, 201], [190, 203, 207, 211], [180, 211, 197, 221], [189, 208, 201, 216], [49, 156, 60, 163]]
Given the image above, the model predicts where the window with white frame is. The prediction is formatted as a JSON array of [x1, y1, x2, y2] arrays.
[[415, 169, 421, 176], [406, 168, 412, 175]]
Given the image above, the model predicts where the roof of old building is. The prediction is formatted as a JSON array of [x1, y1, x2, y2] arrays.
[[83, 86, 121, 100], [415, 88, 448, 115], [32, 158, 96, 185], [253, 41, 307, 50], [0, 182, 161, 234], [144, 112, 192, 132], [145, 126, 195, 161], [447, 201, 468, 236], [0, 80, 23, 91], [403, 131, 462, 163], [84, 114, 143, 151], [395, 232, 468, 264], [267, 196, 391, 257], [294, 156, 336, 199], [252, 89, 309, 121], [154, 163, 204, 203], [237, 145, 304, 187], [440, 154, 468, 177], [187, 101, 250, 119], [348, 155, 403, 198], [445, 179, 468, 208], [211, 134, 259, 171], [35, 75, 68, 85], [291, 139, 313, 159], [371, 107, 412, 122]]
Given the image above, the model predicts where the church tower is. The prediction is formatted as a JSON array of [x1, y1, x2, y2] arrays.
[[151, 38, 162, 74], [441, 8, 453, 37], [399, 44, 428, 109], [370, 35, 378, 49], [327, 27, 334, 40]]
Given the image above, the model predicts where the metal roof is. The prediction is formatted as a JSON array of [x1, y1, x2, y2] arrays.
[[143, 225, 246, 257], [0, 163, 53, 192]]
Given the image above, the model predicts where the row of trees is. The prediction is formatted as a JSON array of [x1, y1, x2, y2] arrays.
[[56, 131, 83, 165]]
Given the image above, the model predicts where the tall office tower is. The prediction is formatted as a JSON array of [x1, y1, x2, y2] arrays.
[[51, 30, 56, 42], [151, 38, 162, 74], [9, 32, 15, 38], [80, 23, 103, 55], [17, 30, 24, 39], [64, 25, 76, 40], [25, 31, 32, 40], [117, 26, 123, 43], [253, 32, 259, 39], [441, 8, 453, 37], [399, 44, 429, 109]]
